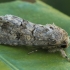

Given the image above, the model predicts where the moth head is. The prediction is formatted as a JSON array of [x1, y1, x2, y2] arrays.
[[61, 41, 68, 48], [51, 25, 69, 49], [60, 32, 69, 49]]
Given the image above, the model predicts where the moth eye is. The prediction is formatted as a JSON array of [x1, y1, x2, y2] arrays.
[[61, 41, 67, 48], [61, 44, 67, 48]]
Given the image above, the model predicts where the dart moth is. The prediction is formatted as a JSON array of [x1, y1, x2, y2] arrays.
[[0, 15, 69, 61]]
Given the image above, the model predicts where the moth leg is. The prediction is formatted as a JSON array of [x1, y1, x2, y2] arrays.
[[48, 49, 57, 53], [28, 49, 38, 54], [59, 49, 70, 61]]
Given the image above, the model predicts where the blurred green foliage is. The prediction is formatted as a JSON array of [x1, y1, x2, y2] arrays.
[[0, 0, 70, 16]]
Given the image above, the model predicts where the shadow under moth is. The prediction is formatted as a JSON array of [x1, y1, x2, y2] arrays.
[[0, 15, 69, 61]]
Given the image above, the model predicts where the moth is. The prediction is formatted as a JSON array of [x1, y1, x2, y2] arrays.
[[0, 15, 69, 61]]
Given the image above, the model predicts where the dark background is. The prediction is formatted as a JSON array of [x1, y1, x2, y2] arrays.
[[41, 0, 70, 16]]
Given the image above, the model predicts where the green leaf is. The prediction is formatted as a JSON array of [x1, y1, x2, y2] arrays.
[[0, 0, 14, 3], [0, 59, 12, 70], [0, 0, 70, 70]]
